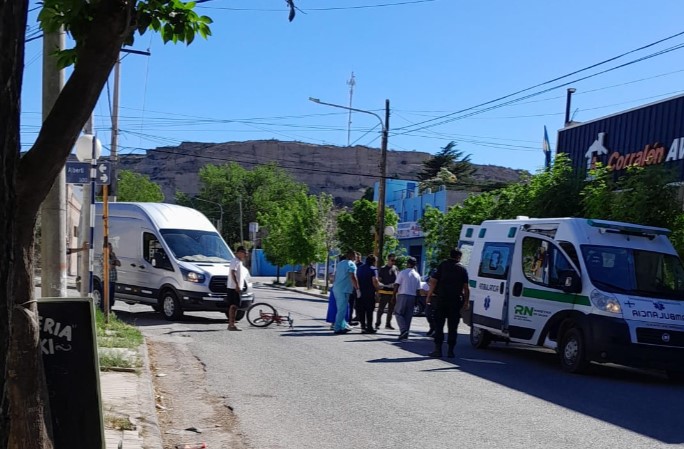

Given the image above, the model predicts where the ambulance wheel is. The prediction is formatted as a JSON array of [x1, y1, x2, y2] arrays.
[[470, 326, 491, 349], [559, 327, 589, 373], [161, 290, 183, 321]]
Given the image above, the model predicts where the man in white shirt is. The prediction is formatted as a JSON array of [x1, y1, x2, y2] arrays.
[[393, 257, 422, 340], [227, 246, 248, 331]]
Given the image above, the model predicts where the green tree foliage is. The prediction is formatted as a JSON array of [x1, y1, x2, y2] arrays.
[[116, 170, 164, 202], [336, 199, 399, 258], [524, 153, 583, 218], [2, 0, 297, 445], [259, 204, 290, 269], [176, 162, 307, 246], [420, 154, 684, 265], [582, 163, 680, 228], [418, 141, 474, 191], [259, 192, 329, 267]]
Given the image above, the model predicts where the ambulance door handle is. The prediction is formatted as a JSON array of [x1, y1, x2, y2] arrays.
[[512, 282, 523, 297], [500, 282, 505, 294]]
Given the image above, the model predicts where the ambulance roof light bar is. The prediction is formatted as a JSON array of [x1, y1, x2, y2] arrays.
[[587, 219, 671, 237]]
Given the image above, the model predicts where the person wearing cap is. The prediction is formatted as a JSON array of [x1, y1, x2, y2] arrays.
[[227, 246, 249, 331], [426, 248, 470, 358], [393, 256, 421, 340]]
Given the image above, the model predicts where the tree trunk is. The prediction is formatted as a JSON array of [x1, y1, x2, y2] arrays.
[[1, 0, 29, 446], [1, 0, 134, 447]]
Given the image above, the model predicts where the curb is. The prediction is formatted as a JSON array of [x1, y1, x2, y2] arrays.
[[137, 338, 163, 448]]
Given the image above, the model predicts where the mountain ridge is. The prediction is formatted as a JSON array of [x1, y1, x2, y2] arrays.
[[118, 140, 528, 204]]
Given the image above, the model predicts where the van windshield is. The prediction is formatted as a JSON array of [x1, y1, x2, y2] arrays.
[[581, 245, 684, 300], [160, 229, 233, 263]]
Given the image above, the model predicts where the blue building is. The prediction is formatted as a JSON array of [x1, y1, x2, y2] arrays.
[[374, 180, 469, 275]]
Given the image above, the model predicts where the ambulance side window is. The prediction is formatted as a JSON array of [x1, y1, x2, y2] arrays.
[[522, 237, 574, 289], [458, 241, 474, 268], [559, 241, 580, 272], [478, 243, 513, 280]]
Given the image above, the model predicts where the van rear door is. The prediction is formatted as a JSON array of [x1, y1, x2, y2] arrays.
[[509, 232, 584, 343], [471, 241, 514, 333]]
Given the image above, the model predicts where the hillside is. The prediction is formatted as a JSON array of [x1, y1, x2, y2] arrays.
[[118, 140, 527, 204]]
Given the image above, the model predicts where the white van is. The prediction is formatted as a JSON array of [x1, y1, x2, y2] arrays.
[[460, 217, 684, 379], [93, 202, 254, 320]]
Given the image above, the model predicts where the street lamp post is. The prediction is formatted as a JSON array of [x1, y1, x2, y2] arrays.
[[194, 197, 224, 234], [309, 97, 390, 264]]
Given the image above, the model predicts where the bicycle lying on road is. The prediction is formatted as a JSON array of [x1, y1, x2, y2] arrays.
[[246, 302, 293, 328]]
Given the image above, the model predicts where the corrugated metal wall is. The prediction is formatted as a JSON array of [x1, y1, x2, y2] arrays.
[[557, 94, 684, 179]]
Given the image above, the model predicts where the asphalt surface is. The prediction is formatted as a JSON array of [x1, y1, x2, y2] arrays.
[[119, 283, 684, 449]]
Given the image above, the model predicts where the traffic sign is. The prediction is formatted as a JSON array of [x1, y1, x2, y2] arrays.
[[95, 162, 111, 185], [65, 161, 90, 184]]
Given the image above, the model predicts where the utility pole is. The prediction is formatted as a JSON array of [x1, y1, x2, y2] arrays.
[[376, 99, 390, 264], [40, 28, 66, 298], [110, 57, 121, 201], [346, 72, 355, 146], [309, 96, 390, 264], [239, 195, 244, 247], [78, 117, 94, 296], [564, 88, 576, 127]]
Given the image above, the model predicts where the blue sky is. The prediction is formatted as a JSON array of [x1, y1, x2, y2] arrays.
[[20, 0, 684, 173]]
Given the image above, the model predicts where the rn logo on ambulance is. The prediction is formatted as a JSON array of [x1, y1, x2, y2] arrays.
[[39, 315, 74, 355], [585, 132, 684, 172]]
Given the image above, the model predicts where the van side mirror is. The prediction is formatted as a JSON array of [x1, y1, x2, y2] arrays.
[[559, 270, 581, 294]]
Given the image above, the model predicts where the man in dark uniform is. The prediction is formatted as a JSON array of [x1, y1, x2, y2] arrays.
[[426, 248, 470, 358], [375, 253, 398, 330]]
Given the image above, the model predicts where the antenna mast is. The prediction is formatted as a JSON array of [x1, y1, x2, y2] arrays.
[[346, 72, 356, 146]]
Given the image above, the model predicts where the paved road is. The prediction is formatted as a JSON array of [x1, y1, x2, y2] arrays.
[[118, 283, 684, 449]]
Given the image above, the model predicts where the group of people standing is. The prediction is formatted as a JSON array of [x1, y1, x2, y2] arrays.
[[328, 248, 470, 358]]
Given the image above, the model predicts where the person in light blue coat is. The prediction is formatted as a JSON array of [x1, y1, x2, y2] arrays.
[[331, 250, 360, 334]]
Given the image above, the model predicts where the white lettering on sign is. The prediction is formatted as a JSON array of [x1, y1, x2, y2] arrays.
[[39, 315, 74, 355], [665, 138, 684, 162]]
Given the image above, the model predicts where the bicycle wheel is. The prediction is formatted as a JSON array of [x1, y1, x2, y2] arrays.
[[246, 303, 277, 327]]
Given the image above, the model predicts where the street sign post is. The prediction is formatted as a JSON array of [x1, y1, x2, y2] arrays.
[[95, 161, 111, 185], [65, 161, 90, 184]]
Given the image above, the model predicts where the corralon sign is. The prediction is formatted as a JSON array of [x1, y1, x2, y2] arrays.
[[585, 132, 684, 171]]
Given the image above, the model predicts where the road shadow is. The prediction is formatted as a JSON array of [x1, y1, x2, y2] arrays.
[[388, 333, 684, 443], [112, 308, 228, 327]]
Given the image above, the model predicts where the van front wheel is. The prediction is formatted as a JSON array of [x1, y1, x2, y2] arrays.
[[559, 327, 589, 373], [161, 290, 183, 321], [470, 326, 491, 349]]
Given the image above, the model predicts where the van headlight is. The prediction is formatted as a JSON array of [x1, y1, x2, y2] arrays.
[[590, 289, 622, 314], [181, 268, 205, 283]]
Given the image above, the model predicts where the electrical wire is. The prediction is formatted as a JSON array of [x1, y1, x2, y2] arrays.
[[392, 42, 684, 136], [393, 30, 684, 133], [199, 0, 438, 12]]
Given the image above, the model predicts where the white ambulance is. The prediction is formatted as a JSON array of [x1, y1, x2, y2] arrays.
[[459, 217, 684, 379]]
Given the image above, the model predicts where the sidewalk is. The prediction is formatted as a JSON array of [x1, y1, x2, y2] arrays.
[[35, 275, 160, 449], [35, 274, 328, 449]]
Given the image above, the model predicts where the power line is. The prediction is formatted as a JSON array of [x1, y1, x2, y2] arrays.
[[392, 42, 684, 136], [199, 0, 438, 12], [392, 30, 684, 133]]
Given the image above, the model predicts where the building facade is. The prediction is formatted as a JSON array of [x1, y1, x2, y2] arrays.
[[374, 180, 468, 275]]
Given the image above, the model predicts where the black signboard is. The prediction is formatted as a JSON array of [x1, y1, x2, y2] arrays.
[[38, 298, 104, 449]]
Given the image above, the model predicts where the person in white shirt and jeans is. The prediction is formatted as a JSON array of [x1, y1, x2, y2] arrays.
[[393, 257, 422, 340], [227, 246, 248, 331]]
